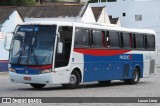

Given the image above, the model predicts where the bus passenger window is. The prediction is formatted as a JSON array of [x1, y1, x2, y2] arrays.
[[75, 28, 90, 48], [109, 31, 120, 48], [135, 34, 144, 49], [147, 35, 155, 50], [122, 32, 132, 49], [92, 30, 103, 48]]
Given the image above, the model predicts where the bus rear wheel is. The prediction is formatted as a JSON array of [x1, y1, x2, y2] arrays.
[[98, 80, 111, 85], [62, 71, 80, 89], [124, 68, 140, 84], [30, 84, 46, 89]]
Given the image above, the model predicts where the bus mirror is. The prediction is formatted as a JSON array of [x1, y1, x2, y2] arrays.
[[57, 42, 63, 54], [4, 32, 12, 51]]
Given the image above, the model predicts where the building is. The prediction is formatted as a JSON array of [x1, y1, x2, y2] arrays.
[[90, 0, 160, 65], [90, 0, 160, 45]]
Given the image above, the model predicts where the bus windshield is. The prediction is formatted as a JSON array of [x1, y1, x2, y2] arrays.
[[10, 25, 56, 66]]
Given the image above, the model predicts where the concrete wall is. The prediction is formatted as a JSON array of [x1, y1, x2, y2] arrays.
[[97, 7, 110, 24], [81, 4, 96, 23], [1, 11, 23, 33], [0, 10, 23, 71]]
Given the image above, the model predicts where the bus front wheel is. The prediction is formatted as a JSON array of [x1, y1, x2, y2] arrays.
[[62, 71, 80, 89], [30, 84, 46, 89]]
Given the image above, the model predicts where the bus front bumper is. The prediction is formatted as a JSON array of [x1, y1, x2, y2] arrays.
[[9, 72, 54, 84]]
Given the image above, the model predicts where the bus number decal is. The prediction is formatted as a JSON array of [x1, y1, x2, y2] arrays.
[[119, 54, 132, 60]]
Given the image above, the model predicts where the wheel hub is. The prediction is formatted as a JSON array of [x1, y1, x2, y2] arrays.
[[134, 71, 138, 82], [70, 75, 77, 84]]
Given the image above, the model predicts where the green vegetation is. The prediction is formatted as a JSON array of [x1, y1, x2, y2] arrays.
[[0, 0, 35, 6]]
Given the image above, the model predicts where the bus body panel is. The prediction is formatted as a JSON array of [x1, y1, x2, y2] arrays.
[[73, 49, 144, 82], [9, 71, 54, 84]]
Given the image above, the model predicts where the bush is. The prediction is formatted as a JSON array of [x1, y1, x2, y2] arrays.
[[0, 0, 35, 6]]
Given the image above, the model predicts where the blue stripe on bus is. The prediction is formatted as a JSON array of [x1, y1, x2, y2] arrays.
[[11, 65, 41, 75], [83, 54, 143, 82]]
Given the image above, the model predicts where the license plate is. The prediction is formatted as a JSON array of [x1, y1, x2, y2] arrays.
[[24, 77, 31, 81]]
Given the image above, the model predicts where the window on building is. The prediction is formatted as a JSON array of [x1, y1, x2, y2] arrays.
[[135, 15, 142, 21], [123, 13, 126, 17]]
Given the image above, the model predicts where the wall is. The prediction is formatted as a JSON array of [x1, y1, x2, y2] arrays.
[[81, 4, 96, 23], [97, 7, 110, 24], [0, 10, 23, 71]]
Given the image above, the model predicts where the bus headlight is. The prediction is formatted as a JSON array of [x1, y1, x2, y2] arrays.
[[9, 68, 16, 73], [41, 69, 52, 74]]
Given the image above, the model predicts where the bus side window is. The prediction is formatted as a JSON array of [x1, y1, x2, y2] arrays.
[[75, 28, 90, 48], [92, 30, 103, 48], [109, 31, 120, 48], [135, 34, 144, 50], [121, 32, 132, 49], [147, 34, 155, 50]]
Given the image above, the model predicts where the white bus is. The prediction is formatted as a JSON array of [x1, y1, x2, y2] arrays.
[[6, 21, 156, 89]]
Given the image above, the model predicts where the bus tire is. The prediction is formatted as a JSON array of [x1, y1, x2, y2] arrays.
[[98, 80, 111, 85], [128, 68, 140, 84], [62, 71, 80, 89], [30, 84, 46, 89]]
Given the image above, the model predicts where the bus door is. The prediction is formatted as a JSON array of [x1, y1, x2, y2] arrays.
[[54, 26, 73, 83]]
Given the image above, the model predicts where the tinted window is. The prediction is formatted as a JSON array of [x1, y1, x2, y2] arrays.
[[109, 31, 120, 48], [122, 33, 132, 49], [75, 28, 90, 47], [147, 35, 155, 50], [135, 34, 144, 49], [93, 30, 103, 47]]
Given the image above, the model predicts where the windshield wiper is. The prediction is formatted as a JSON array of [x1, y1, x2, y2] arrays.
[[30, 40, 39, 65], [17, 49, 23, 65]]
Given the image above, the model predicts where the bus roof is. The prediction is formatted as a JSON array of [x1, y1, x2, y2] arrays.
[[20, 21, 156, 35]]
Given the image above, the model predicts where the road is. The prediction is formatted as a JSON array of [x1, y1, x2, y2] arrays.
[[0, 71, 160, 106]]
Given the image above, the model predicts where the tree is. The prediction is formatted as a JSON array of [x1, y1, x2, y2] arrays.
[[0, 0, 35, 6]]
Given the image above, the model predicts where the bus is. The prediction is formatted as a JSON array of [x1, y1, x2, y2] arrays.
[[6, 21, 156, 89]]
